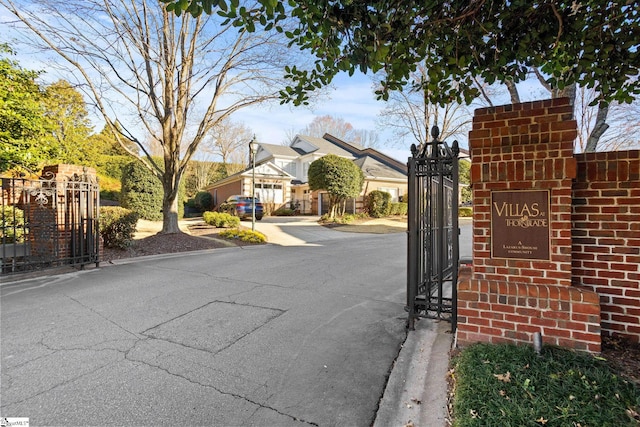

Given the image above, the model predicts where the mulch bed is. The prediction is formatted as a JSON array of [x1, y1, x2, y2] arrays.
[[601, 335, 640, 384], [100, 224, 256, 263]]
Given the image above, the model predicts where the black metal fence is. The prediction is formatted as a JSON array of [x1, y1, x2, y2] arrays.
[[1, 169, 100, 276], [407, 126, 460, 331]]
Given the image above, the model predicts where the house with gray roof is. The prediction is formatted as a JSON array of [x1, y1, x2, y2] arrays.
[[204, 133, 408, 215]]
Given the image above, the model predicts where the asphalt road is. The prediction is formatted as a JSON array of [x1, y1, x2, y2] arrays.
[[1, 223, 410, 426]]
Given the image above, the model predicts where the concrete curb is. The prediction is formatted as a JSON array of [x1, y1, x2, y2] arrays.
[[374, 320, 453, 427]]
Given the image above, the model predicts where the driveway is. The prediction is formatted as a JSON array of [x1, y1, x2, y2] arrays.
[[1, 223, 408, 426], [252, 216, 358, 246]]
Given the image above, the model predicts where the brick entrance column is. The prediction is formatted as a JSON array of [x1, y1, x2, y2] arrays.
[[457, 98, 601, 353], [29, 164, 98, 262]]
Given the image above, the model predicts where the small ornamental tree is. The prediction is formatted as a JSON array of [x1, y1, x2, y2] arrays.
[[308, 154, 364, 219]]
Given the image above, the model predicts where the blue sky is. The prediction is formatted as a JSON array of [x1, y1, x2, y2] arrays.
[[233, 71, 416, 161]]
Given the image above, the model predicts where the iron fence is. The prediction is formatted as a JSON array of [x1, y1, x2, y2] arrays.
[[1, 169, 100, 276]]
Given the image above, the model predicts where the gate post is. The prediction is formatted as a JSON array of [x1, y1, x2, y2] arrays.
[[407, 151, 419, 330], [406, 126, 460, 331]]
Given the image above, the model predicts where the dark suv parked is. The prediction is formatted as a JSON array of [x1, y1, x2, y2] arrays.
[[218, 195, 264, 220]]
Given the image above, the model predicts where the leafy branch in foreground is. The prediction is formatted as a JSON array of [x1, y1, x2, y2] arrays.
[[161, 0, 640, 107]]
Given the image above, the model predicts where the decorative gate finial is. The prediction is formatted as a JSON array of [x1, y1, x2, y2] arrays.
[[431, 125, 440, 140]]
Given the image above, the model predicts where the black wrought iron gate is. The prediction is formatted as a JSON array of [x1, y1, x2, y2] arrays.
[[1, 169, 100, 276], [407, 126, 460, 331]]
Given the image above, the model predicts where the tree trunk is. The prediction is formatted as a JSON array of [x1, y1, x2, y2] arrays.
[[161, 197, 180, 234], [585, 102, 610, 153], [160, 170, 181, 234]]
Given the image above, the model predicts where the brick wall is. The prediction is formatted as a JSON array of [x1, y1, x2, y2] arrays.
[[573, 150, 640, 343], [459, 98, 601, 353]]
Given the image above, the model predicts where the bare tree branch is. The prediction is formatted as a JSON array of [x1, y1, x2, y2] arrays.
[[1, 0, 296, 232]]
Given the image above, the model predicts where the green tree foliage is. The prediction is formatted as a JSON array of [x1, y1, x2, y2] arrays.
[[0, 45, 57, 173], [1, 1, 293, 234], [308, 154, 364, 219], [43, 80, 94, 165], [164, 0, 639, 107]]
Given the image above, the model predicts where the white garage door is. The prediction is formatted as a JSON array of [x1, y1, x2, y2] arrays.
[[256, 183, 283, 204]]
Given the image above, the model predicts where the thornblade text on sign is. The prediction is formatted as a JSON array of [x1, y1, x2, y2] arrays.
[[491, 190, 551, 260]]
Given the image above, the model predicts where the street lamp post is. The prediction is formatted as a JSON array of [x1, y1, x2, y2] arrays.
[[249, 136, 257, 231]]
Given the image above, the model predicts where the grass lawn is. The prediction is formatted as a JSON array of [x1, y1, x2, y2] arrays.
[[450, 343, 640, 426]]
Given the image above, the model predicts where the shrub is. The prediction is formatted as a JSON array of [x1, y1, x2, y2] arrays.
[[120, 160, 164, 221], [319, 213, 356, 224], [366, 190, 392, 218], [219, 228, 266, 244], [1, 206, 26, 243], [389, 202, 408, 216], [120, 159, 186, 221], [459, 207, 473, 217], [185, 198, 197, 209], [194, 191, 213, 211], [99, 206, 139, 249], [202, 211, 240, 228], [273, 207, 295, 216]]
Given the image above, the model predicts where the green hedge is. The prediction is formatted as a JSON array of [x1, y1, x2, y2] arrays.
[[1, 206, 26, 243], [389, 202, 408, 216], [99, 206, 139, 249], [202, 211, 240, 228], [219, 228, 266, 243], [459, 207, 473, 217], [366, 190, 392, 218]]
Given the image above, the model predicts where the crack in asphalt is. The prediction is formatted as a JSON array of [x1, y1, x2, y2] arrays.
[[123, 348, 319, 426], [64, 294, 141, 339]]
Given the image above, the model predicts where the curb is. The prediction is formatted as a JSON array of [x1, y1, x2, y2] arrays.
[[374, 320, 453, 427]]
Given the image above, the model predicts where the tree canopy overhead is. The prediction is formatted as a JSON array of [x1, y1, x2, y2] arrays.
[[163, 0, 640, 107]]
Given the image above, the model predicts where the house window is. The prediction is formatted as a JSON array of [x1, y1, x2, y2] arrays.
[[303, 162, 310, 181], [276, 160, 297, 176]]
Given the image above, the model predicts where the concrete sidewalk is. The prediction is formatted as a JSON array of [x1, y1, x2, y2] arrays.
[[374, 320, 453, 427]]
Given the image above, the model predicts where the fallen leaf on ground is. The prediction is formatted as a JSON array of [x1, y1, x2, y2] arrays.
[[494, 371, 511, 382]]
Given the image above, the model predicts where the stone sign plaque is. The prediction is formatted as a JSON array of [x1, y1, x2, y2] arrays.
[[491, 190, 550, 260]]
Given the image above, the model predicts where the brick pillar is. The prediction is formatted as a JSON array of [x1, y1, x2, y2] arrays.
[[29, 165, 98, 263], [458, 98, 601, 353]]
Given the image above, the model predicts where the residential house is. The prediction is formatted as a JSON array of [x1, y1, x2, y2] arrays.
[[204, 133, 408, 215]]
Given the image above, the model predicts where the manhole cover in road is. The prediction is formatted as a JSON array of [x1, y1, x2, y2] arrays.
[[143, 301, 283, 353]]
